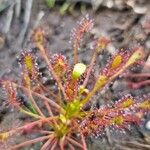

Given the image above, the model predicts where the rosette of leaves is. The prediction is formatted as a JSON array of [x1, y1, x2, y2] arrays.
[[0, 14, 149, 150]]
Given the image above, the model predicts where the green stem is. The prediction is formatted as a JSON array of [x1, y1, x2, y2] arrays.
[[19, 108, 42, 119]]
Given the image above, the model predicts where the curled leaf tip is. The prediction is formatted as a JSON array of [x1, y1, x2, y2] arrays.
[[126, 47, 144, 66]]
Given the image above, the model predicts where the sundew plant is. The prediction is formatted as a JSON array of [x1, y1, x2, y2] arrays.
[[0, 15, 150, 150]]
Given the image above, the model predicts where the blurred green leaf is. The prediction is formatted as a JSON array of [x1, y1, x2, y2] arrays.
[[45, 0, 55, 8], [60, 2, 71, 15]]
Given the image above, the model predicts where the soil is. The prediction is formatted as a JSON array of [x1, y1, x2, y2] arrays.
[[0, 0, 150, 150]]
